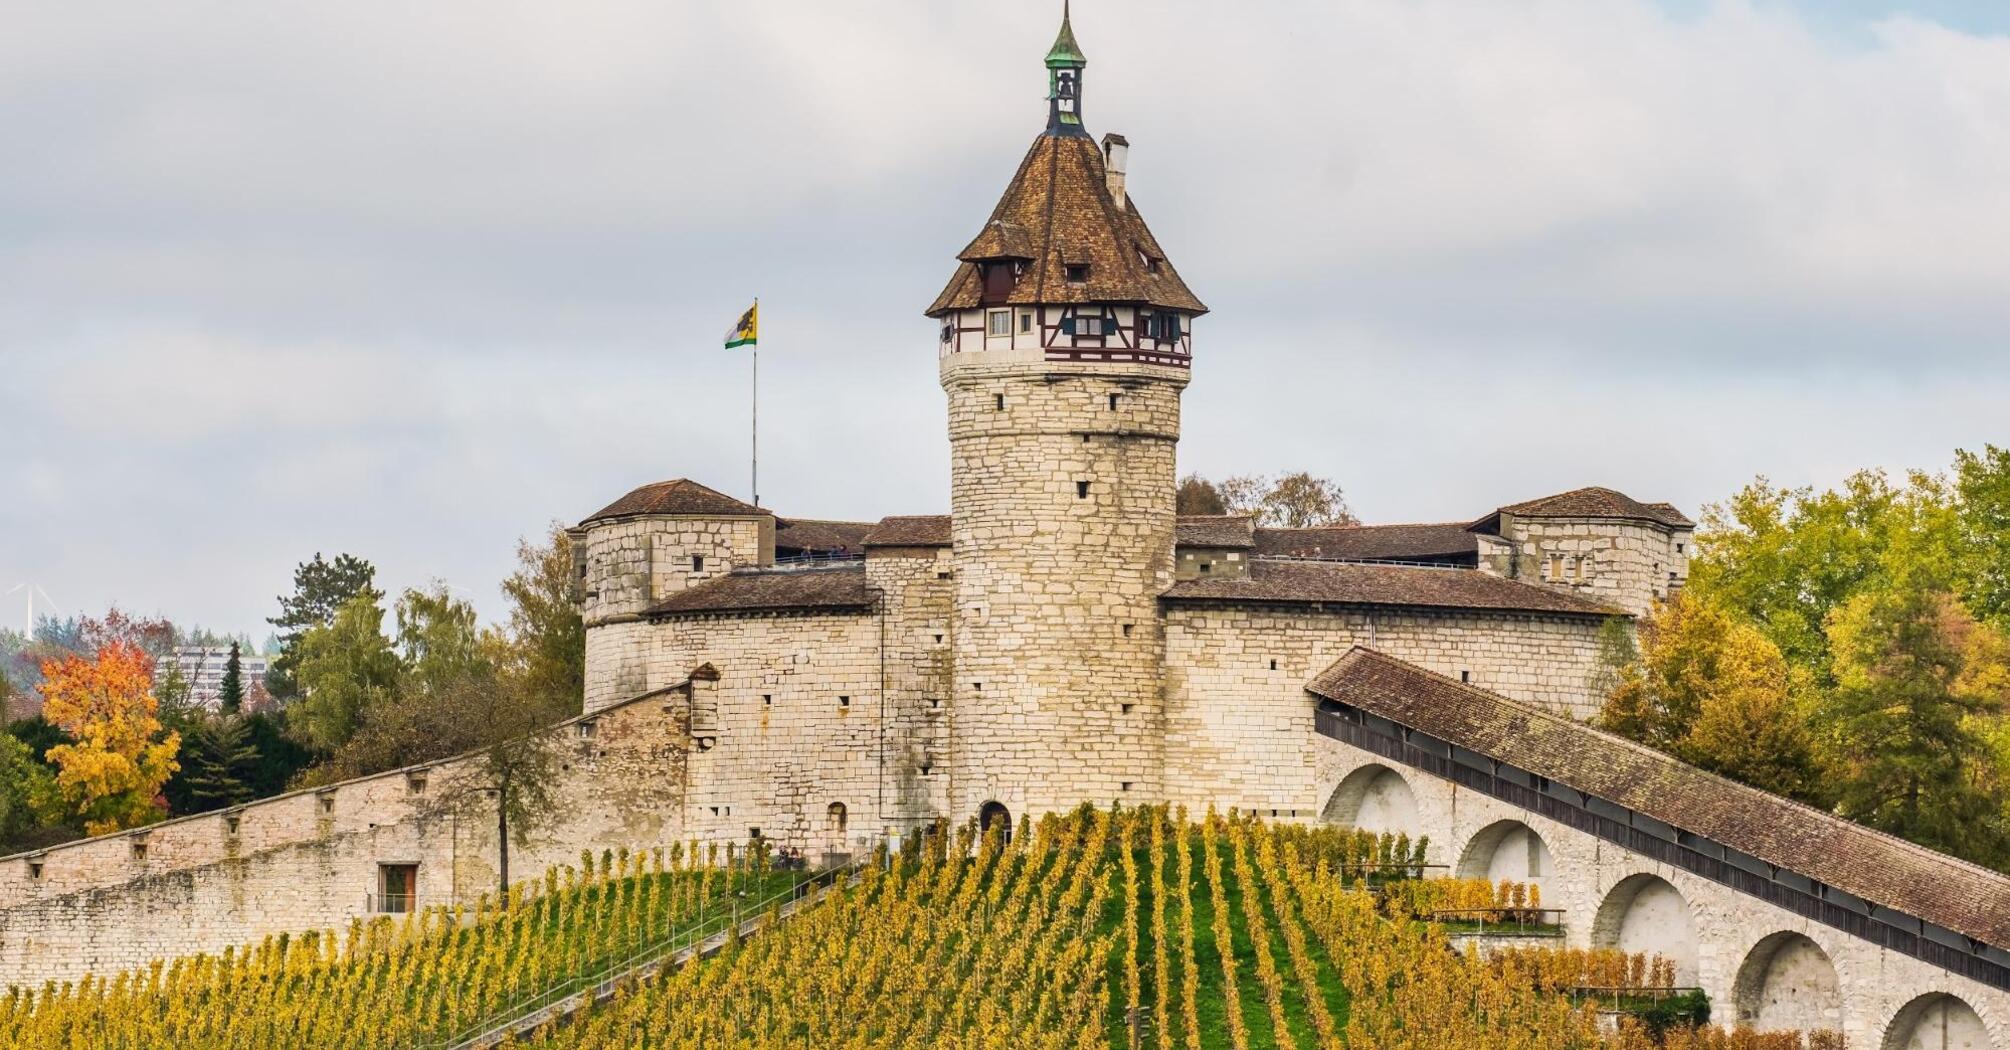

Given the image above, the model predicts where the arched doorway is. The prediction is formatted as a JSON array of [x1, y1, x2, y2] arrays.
[[1732, 931, 1840, 1034], [1591, 873, 1699, 986], [1454, 819, 1556, 890], [1883, 993, 1991, 1050], [1321, 764, 1420, 834], [978, 801, 1013, 843]]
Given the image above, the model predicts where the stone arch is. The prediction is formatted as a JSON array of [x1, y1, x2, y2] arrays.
[[827, 802, 848, 833], [1591, 873, 1699, 986], [1882, 992, 1993, 1050], [1731, 931, 1840, 1034], [1454, 819, 1556, 889], [978, 801, 1013, 843], [1321, 764, 1419, 834]]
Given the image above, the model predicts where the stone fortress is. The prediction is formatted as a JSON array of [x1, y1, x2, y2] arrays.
[[1, 11, 2007, 1048]]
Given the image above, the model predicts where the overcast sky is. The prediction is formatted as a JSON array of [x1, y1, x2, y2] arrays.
[[3, 0, 2008, 637]]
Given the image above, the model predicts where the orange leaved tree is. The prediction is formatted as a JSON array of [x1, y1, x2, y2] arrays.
[[38, 641, 181, 835]]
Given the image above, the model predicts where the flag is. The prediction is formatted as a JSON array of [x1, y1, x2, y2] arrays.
[[724, 302, 758, 349]]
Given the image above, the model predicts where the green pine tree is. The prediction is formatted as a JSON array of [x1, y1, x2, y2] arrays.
[[182, 716, 259, 812], [218, 642, 245, 715]]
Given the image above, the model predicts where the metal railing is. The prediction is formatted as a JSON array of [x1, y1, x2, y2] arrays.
[[1429, 907, 1567, 937], [367, 892, 417, 914], [413, 860, 861, 1050]]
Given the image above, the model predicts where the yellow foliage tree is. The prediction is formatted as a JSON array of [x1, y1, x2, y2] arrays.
[[39, 641, 181, 835]]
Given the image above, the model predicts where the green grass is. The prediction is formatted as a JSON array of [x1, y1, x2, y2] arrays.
[[1099, 832, 1351, 1049]]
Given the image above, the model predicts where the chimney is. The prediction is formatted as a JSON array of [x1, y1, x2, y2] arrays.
[[1101, 132, 1129, 208]]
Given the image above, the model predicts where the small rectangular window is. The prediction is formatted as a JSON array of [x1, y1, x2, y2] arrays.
[[1460, 671, 1471, 684], [838, 695, 851, 708], [692, 554, 705, 573], [987, 309, 1010, 337], [995, 393, 1005, 411], [377, 863, 418, 913], [763, 694, 773, 706], [1059, 315, 1076, 336], [1018, 311, 1032, 333], [1675, 542, 1685, 553], [224, 813, 241, 836], [1108, 393, 1119, 410], [131, 839, 148, 861], [1120, 782, 1134, 792], [1065, 263, 1090, 283], [26, 860, 43, 880], [1076, 480, 1090, 499]]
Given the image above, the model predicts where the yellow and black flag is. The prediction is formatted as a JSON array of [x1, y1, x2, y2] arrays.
[[724, 302, 758, 349]]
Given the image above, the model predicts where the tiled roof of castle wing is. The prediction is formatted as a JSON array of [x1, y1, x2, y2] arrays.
[[1176, 516, 1256, 549], [862, 515, 953, 548], [583, 479, 767, 525], [775, 519, 875, 553], [926, 133, 1207, 317], [1254, 523, 1477, 562], [1306, 647, 2010, 949], [1162, 560, 1620, 617], [1476, 487, 1694, 529], [646, 567, 878, 616]]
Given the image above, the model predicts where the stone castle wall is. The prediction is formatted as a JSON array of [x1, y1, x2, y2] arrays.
[[1161, 604, 1609, 815], [0, 690, 690, 986], [634, 606, 887, 854], [941, 356, 1186, 823], [1484, 515, 1692, 617], [578, 515, 772, 626], [866, 549, 957, 831]]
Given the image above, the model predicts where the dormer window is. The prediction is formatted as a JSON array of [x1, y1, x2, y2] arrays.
[[1064, 263, 1090, 284]]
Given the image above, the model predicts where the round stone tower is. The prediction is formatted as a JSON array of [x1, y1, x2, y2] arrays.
[[924, 7, 1207, 825]]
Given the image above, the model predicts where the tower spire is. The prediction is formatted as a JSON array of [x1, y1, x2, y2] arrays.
[[1045, 2, 1089, 136]]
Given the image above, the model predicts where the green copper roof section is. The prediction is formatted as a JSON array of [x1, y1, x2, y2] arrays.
[[1045, 3, 1086, 68]]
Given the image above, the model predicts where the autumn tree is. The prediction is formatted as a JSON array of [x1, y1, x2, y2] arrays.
[[37, 642, 181, 835], [1184, 471, 1360, 526], [1689, 469, 1963, 686], [1955, 444, 2010, 629], [267, 553, 381, 699], [423, 674, 571, 896], [0, 734, 65, 851], [289, 592, 399, 753], [1600, 593, 1823, 803], [498, 526, 587, 718], [1176, 475, 1228, 516], [1820, 584, 2010, 866]]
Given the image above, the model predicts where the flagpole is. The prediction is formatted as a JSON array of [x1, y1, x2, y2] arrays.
[[751, 298, 759, 508]]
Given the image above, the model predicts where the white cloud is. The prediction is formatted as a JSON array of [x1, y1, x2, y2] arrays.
[[2, 0, 2008, 632]]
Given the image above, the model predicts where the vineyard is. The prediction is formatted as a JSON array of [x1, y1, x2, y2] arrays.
[[0, 807, 1843, 1049]]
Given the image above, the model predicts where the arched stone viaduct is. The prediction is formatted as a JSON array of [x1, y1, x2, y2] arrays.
[[1310, 648, 2010, 1050]]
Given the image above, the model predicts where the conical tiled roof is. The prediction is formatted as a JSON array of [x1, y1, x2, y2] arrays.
[[926, 132, 1207, 316], [581, 479, 767, 525]]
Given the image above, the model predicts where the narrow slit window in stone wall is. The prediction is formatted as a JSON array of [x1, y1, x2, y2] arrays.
[[1077, 480, 1090, 498], [692, 554, 704, 572], [995, 393, 1005, 411]]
